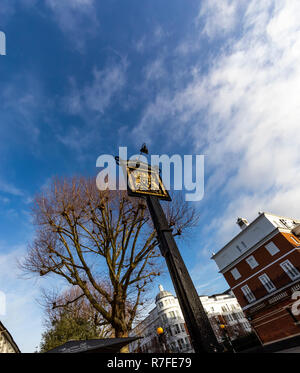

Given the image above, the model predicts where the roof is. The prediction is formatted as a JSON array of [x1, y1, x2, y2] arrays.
[[0, 321, 21, 353], [155, 290, 173, 302], [211, 211, 300, 260], [45, 337, 141, 353], [211, 212, 266, 260]]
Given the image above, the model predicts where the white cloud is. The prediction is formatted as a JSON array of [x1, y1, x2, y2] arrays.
[[135, 0, 300, 249], [0, 245, 43, 352], [0, 180, 23, 196], [144, 58, 166, 81], [84, 65, 127, 113], [197, 0, 243, 39], [0, 243, 69, 352], [45, 0, 99, 51], [134, 25, 167, 54], [1, 74, 45, 146], [57, 62, 127, 155], [0, 0, 37, 23], [65, 62, 127, 115]]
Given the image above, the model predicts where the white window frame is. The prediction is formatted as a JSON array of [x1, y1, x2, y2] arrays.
[[246, 255, 259, 269], [173, 324, 180, 334], [177, 338, 184, 349], [231, 268, 241, 280], [265, 241, 280, 256], [280, 259, 300, 280], [169, 311, 176, 319], [258, 273, 276, 293], [290, 236, 300, 245], [241, 284, 256, 303]]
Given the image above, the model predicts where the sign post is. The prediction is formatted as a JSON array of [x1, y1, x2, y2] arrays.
[[116, 155, 220, 353]]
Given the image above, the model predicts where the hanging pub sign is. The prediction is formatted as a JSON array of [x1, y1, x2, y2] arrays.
[[115, 157, 171, 201]]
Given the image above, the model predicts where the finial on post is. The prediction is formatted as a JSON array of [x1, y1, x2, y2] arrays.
[[140, 143, 149, 155]]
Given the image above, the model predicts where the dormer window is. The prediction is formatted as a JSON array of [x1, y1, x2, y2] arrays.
[[236, 245, 242, 253]]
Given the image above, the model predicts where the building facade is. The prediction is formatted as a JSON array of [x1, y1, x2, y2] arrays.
[[212, 212, 300, 346], [0, 321, 20, 353], [128, 285, 251, 353]]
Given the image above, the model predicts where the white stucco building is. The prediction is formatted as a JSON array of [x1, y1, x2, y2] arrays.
[[129, 285, 252, 353], [0, 321, 20, 353]]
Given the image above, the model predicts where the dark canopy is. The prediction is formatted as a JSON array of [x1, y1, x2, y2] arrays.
[[45, 337, 140, 353]]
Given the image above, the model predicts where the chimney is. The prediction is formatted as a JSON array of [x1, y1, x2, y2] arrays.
[[236, 217, 249, 230]]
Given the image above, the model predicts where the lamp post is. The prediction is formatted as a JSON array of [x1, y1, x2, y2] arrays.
[[115, 147, 220, 353], [219, 324, 235, 353], [156, 327, 168, 353]]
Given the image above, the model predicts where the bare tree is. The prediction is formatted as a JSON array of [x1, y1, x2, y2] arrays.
[[21, 177, 199, 340], [41, 285, 112, 337], [39, 285, 112, 352]]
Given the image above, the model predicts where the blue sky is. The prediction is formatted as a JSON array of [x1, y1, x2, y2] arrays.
[[1, 0, 300, 352]]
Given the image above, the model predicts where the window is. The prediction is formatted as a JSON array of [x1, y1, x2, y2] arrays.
[[231, 268, 241, 280], [280, 260, 300, 280], [236, 245, 242, 253], [169, 311, 176, 319], [290, 236, 300, 245], [265, 241, 280, 256], [241, 285, 256, 303], [177, 338, 184, 349], [173, 324, 180, 334], [241, 241, 247, 249], [246, 255, 259, 269], [226, 314, 232, 322], [158, 301, 163, 308], [161, 314, 167, 323], [259, 274, 276, 293], [180, 324, 185, 332], [280, 219, 293, 229]]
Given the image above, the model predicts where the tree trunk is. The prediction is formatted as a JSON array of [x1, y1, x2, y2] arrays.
[[115, 329, 129, 353]]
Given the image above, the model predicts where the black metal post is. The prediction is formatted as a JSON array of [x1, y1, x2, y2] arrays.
[[146, 195, 220, 353]]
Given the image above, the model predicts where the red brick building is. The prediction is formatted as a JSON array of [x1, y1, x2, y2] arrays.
[[212, 212, 300, 346]]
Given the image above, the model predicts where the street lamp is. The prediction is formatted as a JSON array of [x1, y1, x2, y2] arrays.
[[219, 323, 235, 353], [156, 327, 169, 353], [115, 145, 220, 353]]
